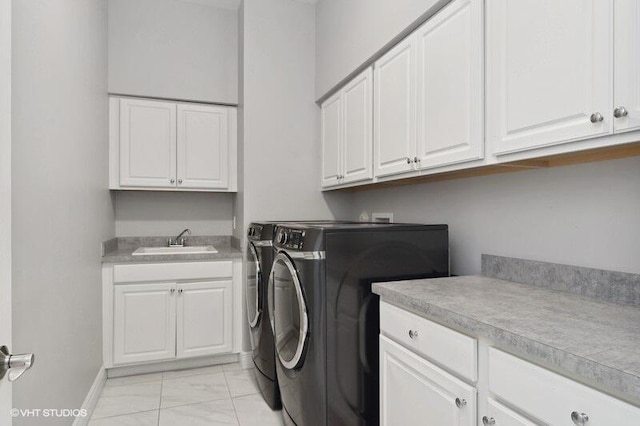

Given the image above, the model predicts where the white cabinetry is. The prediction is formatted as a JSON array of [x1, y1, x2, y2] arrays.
[[177, 104, 230, 190], [380, 301, 640, 425], [375, 37, 417, 178], [321, 68, 373, 188], [415, 0, 483, 168], [113, 283, 176, 365], [104, 261, 241, 368], [177, 281, 233, 358], [111, 97, 237, 192], [614, 0, 640, 133], [489, 347, 640, 426], [374, 0, 484, 179], [380, 336, 476, 426], [119, 98, 177, 188], [487, 0, 613, 155]]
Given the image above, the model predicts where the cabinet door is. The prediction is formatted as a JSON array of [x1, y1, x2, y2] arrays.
[[374, 36, 417, 177], [321, 93, 343, 187], [177, 104, 229, 190], [487, 0, 613, 155], [416, 0, 483, 169], [113, 283, 176, 365], [486, 399, 537, 426], [342, 67, 373, 185], [614, 0, 640, 133], [177, 281, 233, 358], [120, 98, 177, 188], [380, 335, 476, 426]]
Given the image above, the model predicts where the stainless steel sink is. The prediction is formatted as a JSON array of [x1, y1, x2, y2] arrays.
[[132, 246, 218, 256]]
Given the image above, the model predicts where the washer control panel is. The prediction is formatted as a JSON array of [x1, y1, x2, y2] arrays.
[[276, 228, 305, 250], [247, 224, 264, 240]]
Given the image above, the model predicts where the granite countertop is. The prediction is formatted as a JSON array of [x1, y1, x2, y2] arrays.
[[102, 235, 243, 263], [373, 274, 640, 406]]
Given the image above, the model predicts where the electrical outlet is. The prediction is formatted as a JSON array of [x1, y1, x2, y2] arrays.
[[372, 212, 393, 223]]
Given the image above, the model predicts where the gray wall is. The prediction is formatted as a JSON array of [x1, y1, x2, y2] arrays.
[[315, 0, 446, 99], [108, 0, 238, 104], [240, 0, 349, 231], [115, 192, 234, 237], [11, 0, 114, 423], [348, 156, 640, 276]]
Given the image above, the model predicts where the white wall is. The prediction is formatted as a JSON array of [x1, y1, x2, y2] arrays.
[[109, 0, 238, 104], [315, 0, 447, 99], [115, 192, 234, 236], [0, 0, 11, 418], [241, 0, 349, 231], [349, 156, 640, 276], [11, 0, 114, 422]]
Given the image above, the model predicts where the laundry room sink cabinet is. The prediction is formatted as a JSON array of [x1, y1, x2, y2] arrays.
[[102, 261, 242, 368]]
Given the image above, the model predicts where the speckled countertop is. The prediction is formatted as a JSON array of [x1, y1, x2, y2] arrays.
[[373, 275, 640, 406], [102, 235, 243, 263]]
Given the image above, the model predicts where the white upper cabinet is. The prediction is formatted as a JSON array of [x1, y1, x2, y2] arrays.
[[111, 97, 237, 192], [321, 68, 373, 188], [614, 0, 640, 133], [487, 0, 613, 155], [342, 68, 373, 184], [374, 37, 417, 178], [119, 98, 177, 188], [321, 93, 343, 187], [416, 0, 484, 168], [177, 104, 229, 190]]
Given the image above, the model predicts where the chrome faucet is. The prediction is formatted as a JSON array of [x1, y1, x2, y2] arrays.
[[168, 229, 191, 247]]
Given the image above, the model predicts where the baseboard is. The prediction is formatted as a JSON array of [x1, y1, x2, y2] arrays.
[[107, 353, 241, 378], [239, 351, 253, 370], [73, 366, 106, 426]]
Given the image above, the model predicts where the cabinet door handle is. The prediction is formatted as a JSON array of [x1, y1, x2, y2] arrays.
[[406, 157, 412, 164], [414, 156, 419, 164], [170, 289, 176, 295], [178, 179, 183, 184], [170, 178, 175, 184], [571, 411, 589, 425], [589, 112, 604, 123], [408, 329, 418, 339], [614, 106, 628, 118], [482, 416, 496, 426], [455, 398, 466, 409], [178, 289, 183, 295]]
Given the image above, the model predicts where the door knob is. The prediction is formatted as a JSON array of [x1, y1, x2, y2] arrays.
[[0, 345, 34, 382], [614, 106, 628, 118], [571, 411, 589, 425], [590, 112, 604, 123], [482, 417, 496, 426]]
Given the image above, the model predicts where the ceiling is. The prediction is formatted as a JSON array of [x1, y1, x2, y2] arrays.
[[176, 0, 319, 10]]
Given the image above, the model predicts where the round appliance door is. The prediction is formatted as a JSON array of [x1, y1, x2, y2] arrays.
[[268, 252, 309, 370], [245, 242, 261, 328]]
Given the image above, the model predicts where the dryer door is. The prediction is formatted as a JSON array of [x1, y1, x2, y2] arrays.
[[269, 252, 309, 370], [245, 242, 261, 328]]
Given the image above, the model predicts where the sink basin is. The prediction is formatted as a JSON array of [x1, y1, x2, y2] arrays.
[[132, 246, 218, 256]]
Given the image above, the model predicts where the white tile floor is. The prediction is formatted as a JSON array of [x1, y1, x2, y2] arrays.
[[89, 362, 284, 426]]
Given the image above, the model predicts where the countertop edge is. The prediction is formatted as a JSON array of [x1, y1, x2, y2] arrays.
[[373, 284, 640, 407]]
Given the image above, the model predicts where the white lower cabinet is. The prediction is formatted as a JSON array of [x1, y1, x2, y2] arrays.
[[113, 283, 177, 365], [105, 261, 238, 367], [380, 302, 640, 426], [489, 347, 640, 426], [485, 399, 537, 426], [177, 281, 232, 358], [380, 335, 476, 426]]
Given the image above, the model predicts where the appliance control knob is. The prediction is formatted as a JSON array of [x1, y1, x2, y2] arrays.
[[278, 232, 288, 245]]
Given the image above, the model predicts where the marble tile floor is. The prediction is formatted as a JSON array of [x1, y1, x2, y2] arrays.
[[89, 362, 284, 426]]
